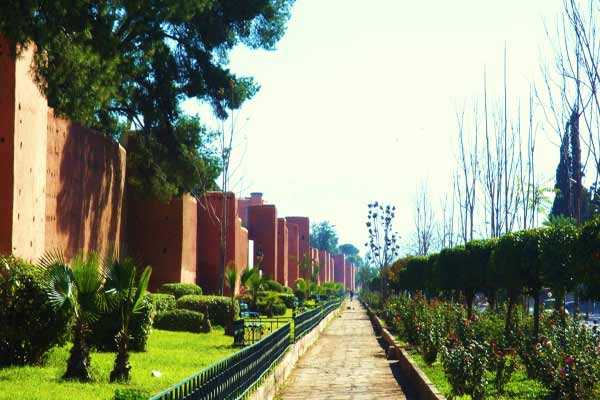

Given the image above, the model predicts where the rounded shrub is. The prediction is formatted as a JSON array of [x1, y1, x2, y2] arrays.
[[277, 292, 296, 308], [176, 295, 239, 326], [257, 292, 286, 317], [0, 255, 71, 366], [154, 309, 205, 333], [159, 282, 202, 298], [262, 279, 285, 293], [148, 293, 177, 314], [89, 294, 154, 352]]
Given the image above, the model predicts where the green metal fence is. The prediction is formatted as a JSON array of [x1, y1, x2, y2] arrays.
[[149, 323, 290, 400], [149, 297, 342, 400]]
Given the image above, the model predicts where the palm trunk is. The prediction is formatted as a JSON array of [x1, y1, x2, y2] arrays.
[[64, 319, 92, 381], [110, 326, 131, 382]]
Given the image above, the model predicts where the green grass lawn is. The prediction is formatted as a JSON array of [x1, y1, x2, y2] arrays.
[[0, 328, 236, 400]]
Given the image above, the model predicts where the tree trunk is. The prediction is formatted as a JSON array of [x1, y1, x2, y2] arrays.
[[225, 297, 235, 336], [465, 289, 475, 319], [533, 289, 540, 340], [110, 327, 131, 382], [504, 290, 517, 340], [64, 320, 92, 381]]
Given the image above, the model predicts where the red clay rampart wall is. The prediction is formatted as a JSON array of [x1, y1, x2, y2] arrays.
[[0, 36, 126, 262], [126, 195, 197, 290], [334, 254, 346, 286], [287, 223, 300, 285], [45, 111, 126, 259], [196, 192, 246, 295], [248, 205, 278, 281], [277, 218, 288, 287], [287, 217, 310, 280]]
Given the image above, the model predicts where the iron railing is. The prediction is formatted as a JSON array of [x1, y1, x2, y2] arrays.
[[149, 323, 291, 400], [293, 298, 341, 341], [149, 298, 342, 400], [241, 317, 292, 345]]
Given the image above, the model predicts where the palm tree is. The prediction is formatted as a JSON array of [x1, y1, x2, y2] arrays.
[[244, 269, 266, 310], [41, 252, 108, 381], [105, 257, 151, 382], [224, 266, 238, 336], [294, 278, 310, 304]]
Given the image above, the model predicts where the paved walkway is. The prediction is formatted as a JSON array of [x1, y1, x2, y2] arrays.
[[278, 300, 414, 400]]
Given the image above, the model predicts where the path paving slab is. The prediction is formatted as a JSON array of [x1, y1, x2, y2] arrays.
[[278, 301, 413, 400]]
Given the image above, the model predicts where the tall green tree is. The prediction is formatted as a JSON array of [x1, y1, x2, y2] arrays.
[[0, 0, 294, 200], [310, 221, 339, 254], [339, 243, 364, 267]]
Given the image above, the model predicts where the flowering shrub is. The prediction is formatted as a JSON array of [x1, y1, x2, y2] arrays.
[[526, 315, 600, 400], [441, 319, 490, 400], [415, 300, 446, 364]]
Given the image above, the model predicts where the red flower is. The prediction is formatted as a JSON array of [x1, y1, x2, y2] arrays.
[[565, 355, 575, 366]]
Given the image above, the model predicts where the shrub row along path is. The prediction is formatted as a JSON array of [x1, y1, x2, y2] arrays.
[[278, 300, 414, 400]]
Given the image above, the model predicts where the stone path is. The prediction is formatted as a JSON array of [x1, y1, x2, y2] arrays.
[[278, 300, 414, 400]]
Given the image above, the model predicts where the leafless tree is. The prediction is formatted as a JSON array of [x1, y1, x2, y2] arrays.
[[412, 182, 436, 255]]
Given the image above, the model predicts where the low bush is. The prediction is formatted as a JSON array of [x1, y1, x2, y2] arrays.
[[148, 293, 177, 314], [262, 279, 286, 293], [277, 292, 296, 308], [159, 282, 202, 298], [0, 256, 71, 366], [89, 294, 154, 351], [154, 309, 205, 333], [177, 295, 239, 326], [257, 292, 287, 317]]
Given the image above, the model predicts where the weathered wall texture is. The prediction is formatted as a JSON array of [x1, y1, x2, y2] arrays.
[[334, 254, 346, 286], [45, 111, 126, 259], [126, 195, 197, 290], [248, 205, 278, 281], [287, 223, 300, 286], [0, 37, 47, 261], [196, 192, 246, 295], [0, 36, 126, 262], [277, 218, 288, 287]]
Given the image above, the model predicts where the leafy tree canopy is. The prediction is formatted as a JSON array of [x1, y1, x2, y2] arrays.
[[310, 221, 339, 255], [338, 243, 364, 268], [0, 0, 294, 200]]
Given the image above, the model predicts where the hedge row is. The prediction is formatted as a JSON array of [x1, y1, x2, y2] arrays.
[[390, 218, 600, 308]]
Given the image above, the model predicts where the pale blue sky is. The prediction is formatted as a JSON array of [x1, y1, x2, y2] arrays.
[[184, 0, 567, 256]]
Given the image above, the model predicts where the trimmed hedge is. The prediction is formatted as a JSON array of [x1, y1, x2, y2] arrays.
[[159, 282, 203, 298], [89, 294, 154, 352], [148, 293, 177, 314], [0, 256, 71, 366], [177, 295, 239, 326], [154, 310, 205, 333]]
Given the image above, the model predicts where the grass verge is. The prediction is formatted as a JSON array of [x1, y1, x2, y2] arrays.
[[0, 328, 236, 400]]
